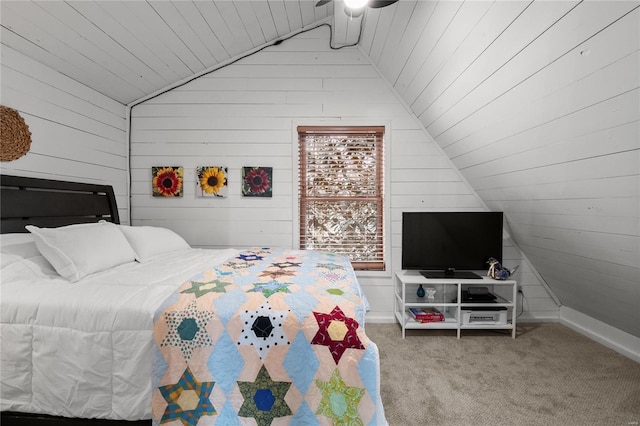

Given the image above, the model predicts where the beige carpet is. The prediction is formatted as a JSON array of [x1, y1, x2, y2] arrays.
[[365, 322, 640, 426]]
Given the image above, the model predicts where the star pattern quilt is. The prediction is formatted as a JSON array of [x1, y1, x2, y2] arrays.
[[152, 248, 387, 425]]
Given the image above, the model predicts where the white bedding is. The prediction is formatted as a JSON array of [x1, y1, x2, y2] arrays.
[[0, 239, 238, 420]]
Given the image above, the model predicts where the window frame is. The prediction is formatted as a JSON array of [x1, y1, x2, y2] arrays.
[[297, 125, 386, 271]]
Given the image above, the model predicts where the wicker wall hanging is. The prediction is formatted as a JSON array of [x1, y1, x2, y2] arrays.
[[1, 105, 32, 161]]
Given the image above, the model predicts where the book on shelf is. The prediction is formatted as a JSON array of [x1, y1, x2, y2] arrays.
[[408, 307, 445, 323]]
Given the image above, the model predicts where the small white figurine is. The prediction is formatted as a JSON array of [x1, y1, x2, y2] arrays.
[[425, 287, 436, 301]]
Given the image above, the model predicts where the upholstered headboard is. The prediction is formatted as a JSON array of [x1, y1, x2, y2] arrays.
[[0, 175, 120, 234]]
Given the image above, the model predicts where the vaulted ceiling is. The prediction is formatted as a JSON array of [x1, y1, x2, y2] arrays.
[[1, 0, 638, 338], [1, 0, 341, 104]]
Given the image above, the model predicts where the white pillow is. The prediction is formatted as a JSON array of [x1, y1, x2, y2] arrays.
[[118, 225, 191, 263], [0, 233, 40, 259], [25, 222, 137, 282]]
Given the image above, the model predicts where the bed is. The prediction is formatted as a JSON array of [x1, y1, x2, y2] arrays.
[[0, 174, 387, 425]]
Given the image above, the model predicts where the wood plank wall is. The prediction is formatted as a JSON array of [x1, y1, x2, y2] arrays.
[[359, 1, 639, 335], [0, 46, 129, 223], [130, 25, 557, 322]]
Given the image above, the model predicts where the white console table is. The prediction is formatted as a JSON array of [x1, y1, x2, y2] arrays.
[[394, 271, 517, 339]]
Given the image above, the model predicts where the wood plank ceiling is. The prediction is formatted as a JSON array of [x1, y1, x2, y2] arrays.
[[359, 0, 639, 338], [1, 0, 334, 104], [1, 0, 639, 339]]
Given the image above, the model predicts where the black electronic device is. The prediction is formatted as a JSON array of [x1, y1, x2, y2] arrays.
[[461, 290, 497, 302], [467, 286, 490, 296], [401, 211, 503, 279]]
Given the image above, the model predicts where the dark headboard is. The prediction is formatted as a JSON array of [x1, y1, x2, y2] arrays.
[[1, 175, 120, 234]]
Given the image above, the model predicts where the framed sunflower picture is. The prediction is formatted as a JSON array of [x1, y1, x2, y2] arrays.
[[152, 166, 183, 197], [196, 166, 228, 198], [242, 166, 272, 197]]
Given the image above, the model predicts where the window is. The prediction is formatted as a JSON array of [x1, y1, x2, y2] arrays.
[[297, 126, 385, 271]]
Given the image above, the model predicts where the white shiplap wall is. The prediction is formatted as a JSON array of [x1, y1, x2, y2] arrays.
[[359, 1, 639, 336], [130, 25, 557, 322], [0, 46, 129, 222]]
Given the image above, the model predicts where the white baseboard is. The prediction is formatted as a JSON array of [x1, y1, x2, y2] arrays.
[[516, 312, 559, 322], [366, 309, 640, 363], [559, 306, 640, 363], [365, 314, 396, 324]]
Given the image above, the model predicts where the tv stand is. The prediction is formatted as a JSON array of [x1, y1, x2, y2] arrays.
[[420, 270, 482, 279], [394, 271, 517, 338]]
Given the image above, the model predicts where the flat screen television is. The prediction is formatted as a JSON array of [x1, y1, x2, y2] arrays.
[[401, 211, 503, 279]]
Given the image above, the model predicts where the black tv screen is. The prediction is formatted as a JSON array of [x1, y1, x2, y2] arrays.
[[401, 211, 503, 279]]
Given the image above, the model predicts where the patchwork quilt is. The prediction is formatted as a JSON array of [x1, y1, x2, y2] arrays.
[[152, 248, 387, 425]]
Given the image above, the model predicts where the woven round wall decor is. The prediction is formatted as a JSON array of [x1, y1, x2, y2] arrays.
[[1, 105, 32, 161]]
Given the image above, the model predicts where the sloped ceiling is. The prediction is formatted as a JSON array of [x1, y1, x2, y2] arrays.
[[1, 1, 638, 338], [0, 0, 336, 104], [360, 0, 639, 338]]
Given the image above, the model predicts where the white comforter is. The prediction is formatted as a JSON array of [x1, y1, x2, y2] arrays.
[[0, 246, 238, 420]]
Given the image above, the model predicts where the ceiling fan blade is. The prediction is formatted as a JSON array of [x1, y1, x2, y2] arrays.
[[368, 0, 400, 8], [315, 0, 333, 7]]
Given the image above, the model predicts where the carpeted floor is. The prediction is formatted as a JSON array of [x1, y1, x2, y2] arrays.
[[365, 322, 640, 426]]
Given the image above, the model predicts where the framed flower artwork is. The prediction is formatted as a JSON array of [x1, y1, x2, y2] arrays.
[[242, 166, 272, 197], [196, 166, 228, 198], [152, 166, 183, 197]]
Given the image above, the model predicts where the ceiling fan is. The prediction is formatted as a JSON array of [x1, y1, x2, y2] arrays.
[[316, 0, 400, 17]]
